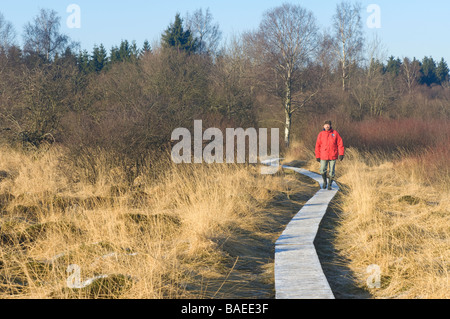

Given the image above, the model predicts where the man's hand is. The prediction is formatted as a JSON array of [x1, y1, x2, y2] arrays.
[[339, 155, 344, 161], [316, 158, 321, 163]]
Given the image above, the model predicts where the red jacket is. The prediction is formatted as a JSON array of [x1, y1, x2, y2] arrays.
[[315, 129, 345, 161]]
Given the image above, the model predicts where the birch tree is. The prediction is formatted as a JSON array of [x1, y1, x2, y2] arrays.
[[332, 1, 364, 91], [185, 8, 222, 56], [0, 12, 16, 51], [23, 9, 77, 61], [401, 57, 421, 93], [244, 3, 319, 147]]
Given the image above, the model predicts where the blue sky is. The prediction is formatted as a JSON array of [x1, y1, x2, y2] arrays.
[[1, 0, 449, 63]]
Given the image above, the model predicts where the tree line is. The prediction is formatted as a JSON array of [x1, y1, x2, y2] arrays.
[[0, 3, 448, 178]]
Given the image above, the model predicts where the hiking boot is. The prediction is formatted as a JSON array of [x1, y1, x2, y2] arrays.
[[327, 177, 333, 190], [322, 174, 327, 189]]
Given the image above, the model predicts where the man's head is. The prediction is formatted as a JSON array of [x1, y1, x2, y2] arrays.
[[323, 120, 332, 131]]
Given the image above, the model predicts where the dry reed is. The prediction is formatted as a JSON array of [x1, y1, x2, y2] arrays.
[[0, 145, 295, 298]]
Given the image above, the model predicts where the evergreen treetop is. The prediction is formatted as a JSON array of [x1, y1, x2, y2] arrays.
[[161, 13, 197, 53]]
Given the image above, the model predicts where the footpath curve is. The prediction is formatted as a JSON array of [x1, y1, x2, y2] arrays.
[[263, 159, 338, 299]]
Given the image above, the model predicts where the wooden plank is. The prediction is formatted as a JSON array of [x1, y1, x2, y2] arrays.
[[273, 164, 338, 299]]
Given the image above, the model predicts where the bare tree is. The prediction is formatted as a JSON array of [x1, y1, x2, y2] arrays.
[[23, 9, 77, 61], [0, 12, 16, 50], [351, 67, 391, 118], [332, 1, 364, 91], [244, 3, 320, 147], [401, 57, 421, 94], [365, 34, 386, 77], [184, 8, 222, 56], [209, 35, 256, 126]]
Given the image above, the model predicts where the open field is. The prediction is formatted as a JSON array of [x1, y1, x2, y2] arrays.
[[0, 145, 319, 298], [334, 148, 449, 298], [1, 119, 448, 299], [0, 1, 449, 301], [286, 118, 449, 299]]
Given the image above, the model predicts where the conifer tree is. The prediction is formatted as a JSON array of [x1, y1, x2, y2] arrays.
[[118, 40, 131, 61], [129, 40, 139, 61], [436, 58, 449, 85], [110, 46, 120, 64], [386, 56, 402, 76], [161, 13, 197, 53], [92, 44, 107, 72], [142, 40, 151, 54], [420, 56, 438, 86], [77, 49, 91, 73]]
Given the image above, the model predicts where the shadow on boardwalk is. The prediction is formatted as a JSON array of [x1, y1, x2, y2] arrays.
[[314, 188, 372, 299], [194, 168, 318, 299], [188, 160, 371, 299], [285, 160, 372, 299]]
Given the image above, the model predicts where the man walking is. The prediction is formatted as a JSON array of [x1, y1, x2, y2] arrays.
[[315, 121, 345, 190]]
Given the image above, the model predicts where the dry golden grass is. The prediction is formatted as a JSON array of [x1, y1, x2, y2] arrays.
[[0, 145, 310, 299], [284, 143, 449, 299], [330, 148, 448, 299], [4, 139, 445, 299], [282, 140, 312, 164]]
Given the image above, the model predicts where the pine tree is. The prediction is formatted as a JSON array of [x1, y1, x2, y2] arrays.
[[436, 58, 449, 85], [161, 13, 197, 53], [129, 40, 139, 61], [91, 44, 107, 72], [386, 56, 402, 76], [109, 40, 140, 64], [110, 46, 120, 64], [420, 56, 438, 86], [140, 40, 151, 59], [118, 40, 131, 61], [77, 49, 91, 73], [142, 40, 151, 55]]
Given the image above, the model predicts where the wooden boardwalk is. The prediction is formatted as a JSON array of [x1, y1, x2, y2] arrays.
[[263, 160, 338, 299]]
